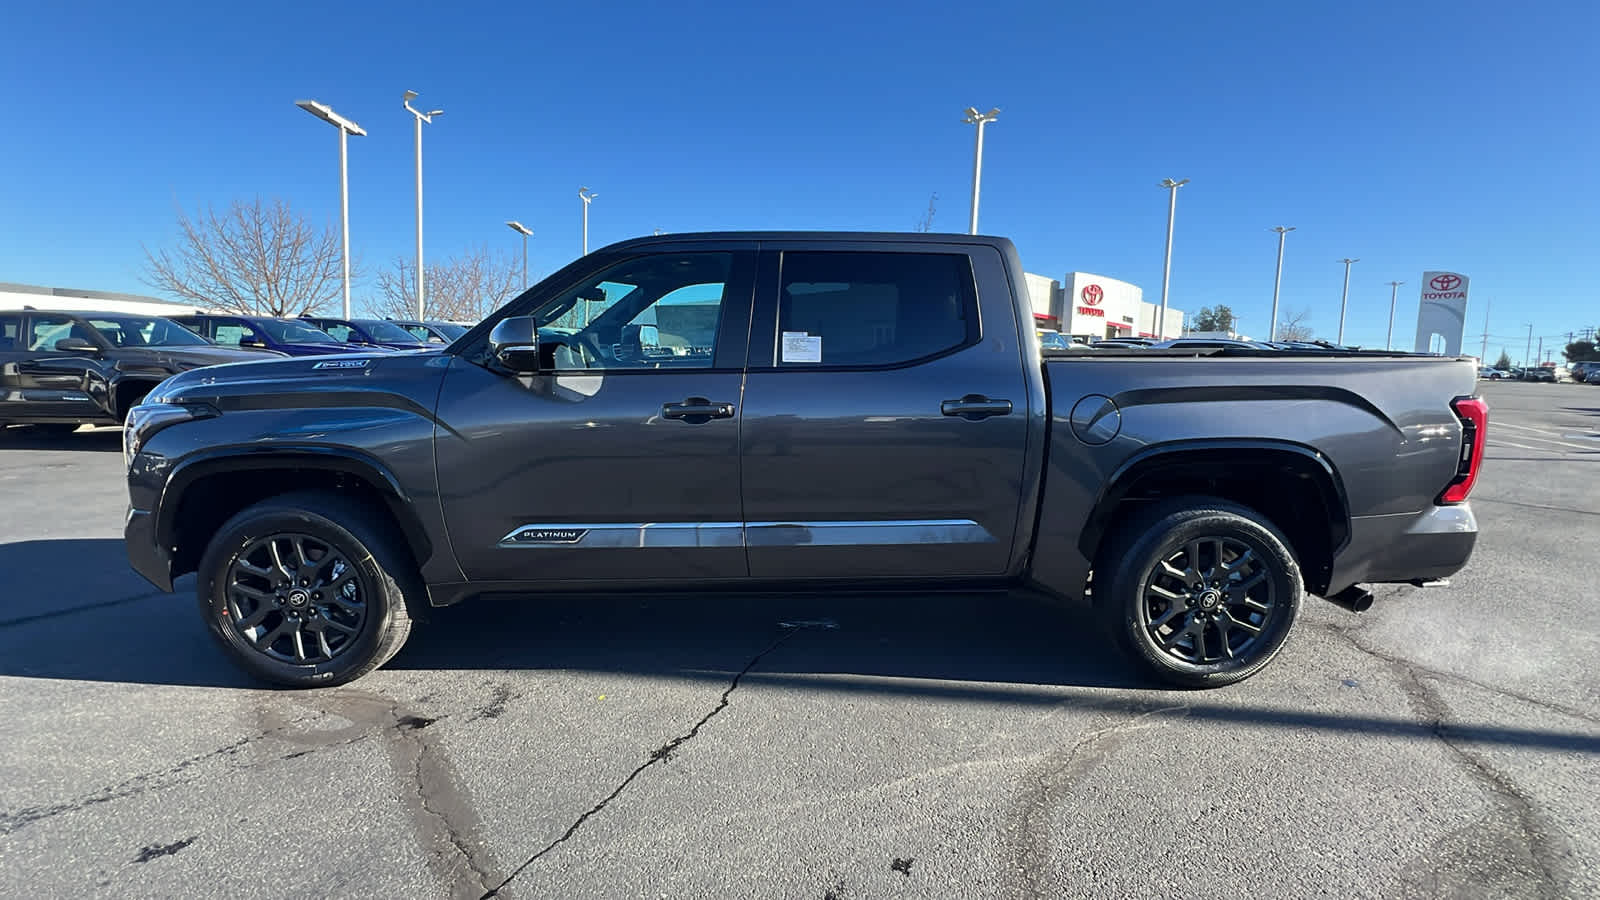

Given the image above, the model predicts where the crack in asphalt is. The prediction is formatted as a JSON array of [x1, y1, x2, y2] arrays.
[[0, 735, 252, 836], [387, 706, 497, 899], [1327, 625, 1569, 897], [480, 627, 803, 899], [1011, 704, 1190, 898]]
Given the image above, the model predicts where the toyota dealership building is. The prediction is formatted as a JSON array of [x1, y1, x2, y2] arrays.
[[1024, 272, 1183, 342]]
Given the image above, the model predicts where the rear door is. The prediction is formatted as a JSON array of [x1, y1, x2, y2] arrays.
[[739, 241, 1032, 579]]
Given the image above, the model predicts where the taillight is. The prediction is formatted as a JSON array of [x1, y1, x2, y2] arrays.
[[1438, 396, 1487, 504]]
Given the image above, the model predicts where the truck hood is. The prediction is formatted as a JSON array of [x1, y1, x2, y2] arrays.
[[148, 348, 450, 410]]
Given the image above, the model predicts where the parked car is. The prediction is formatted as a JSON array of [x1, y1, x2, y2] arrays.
[[1477, 367, 1504, 379], [1, 309, 281, 432], [386, 319, 463, 345], [1570, 361, 1598, 383], [1522, 366, 1557, 383], [1587, 369, 1600, 385], [426, 321, 471, 341], [124, 232, 1481, 690], [1095, 338, 1156, 349], [1037, 331, 1074, 351], [171, 314, 361, 357], [298, 317, 432, 351]]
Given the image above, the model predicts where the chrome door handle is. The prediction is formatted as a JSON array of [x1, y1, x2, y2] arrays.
[[941, 395, 1012, 420], [662, 397, 735, 422]]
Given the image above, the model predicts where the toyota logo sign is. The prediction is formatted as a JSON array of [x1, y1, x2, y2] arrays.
[[1081, 284, 1104, 306], [1429, 273, 1462, 292]]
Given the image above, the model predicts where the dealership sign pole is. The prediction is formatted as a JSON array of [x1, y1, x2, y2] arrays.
[[1412, 272, 1470, 355]]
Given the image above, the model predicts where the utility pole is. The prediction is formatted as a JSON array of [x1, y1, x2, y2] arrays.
[[1525, 323, 1534, 367], [1337, 258, 1358, 344], [1158, 179, 1188, 339], [1537, 336, 1543, 366], [961, 107, 1000, 234], [1269, 226, 1295, 341], [1386, 281, 1404, 350], [1480, 296, 1491, 362]]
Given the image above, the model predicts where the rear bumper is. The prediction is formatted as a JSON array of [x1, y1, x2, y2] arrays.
[[125, 506, 173, 592], [1327, 504, 1477, 595]]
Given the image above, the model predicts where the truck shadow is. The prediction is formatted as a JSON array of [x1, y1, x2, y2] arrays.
[[0, 538, 1142, 691]]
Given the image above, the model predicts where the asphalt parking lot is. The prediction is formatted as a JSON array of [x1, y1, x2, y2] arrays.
[[2, 379, 1597, 899]]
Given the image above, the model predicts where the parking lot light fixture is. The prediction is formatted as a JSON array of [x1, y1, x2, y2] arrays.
[[404, 91, 443, 320], [1337, 258, 1359, 345], [961, 107, 1000, 234], [579, 188, 598, 255], [1158, 178, 1189, 339], [506, 220, 533, 285], [1269, 226, 1295, 342], [1386, 281, 1404, 350], [295, 100, 365, 319]]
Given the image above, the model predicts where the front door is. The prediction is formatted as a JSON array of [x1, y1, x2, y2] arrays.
[[435, 244, 756, 584], [4, 313, 114, 420], [739, 243, 1031, 580]]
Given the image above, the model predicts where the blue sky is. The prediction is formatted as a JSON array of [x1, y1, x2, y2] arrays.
[[2, 0, 1594, 360]]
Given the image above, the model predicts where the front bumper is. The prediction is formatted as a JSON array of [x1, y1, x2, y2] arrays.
[[1326, 503, 1477, 595], [125, 506, 173, 592]]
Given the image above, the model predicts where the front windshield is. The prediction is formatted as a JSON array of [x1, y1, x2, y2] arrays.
[[431, 323, 468, 339], [357, 320, 425, 343], [87, 316, 210, 347], [253, 319, 340, 344]]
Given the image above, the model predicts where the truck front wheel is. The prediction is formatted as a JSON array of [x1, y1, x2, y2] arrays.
[[196, 491, 416, 687], [1095, 498, 1303, 688]]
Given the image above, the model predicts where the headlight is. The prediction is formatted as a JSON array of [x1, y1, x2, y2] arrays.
[[124, 401, 219, 469]]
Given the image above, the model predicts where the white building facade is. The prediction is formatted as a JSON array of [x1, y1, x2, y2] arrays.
[[1025, 271, 1182, 341], [0, 282, 202, 317]]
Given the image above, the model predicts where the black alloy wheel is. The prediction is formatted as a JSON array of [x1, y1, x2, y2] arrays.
[[1095, 498, 1303, 688], [225, 532, 369, 664]]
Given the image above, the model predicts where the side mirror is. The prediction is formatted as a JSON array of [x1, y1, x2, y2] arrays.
[[489, 316, 541, 374], [54, 337, 98, 353]]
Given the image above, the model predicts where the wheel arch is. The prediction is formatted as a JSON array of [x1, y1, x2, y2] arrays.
[[1080, 439, 1350, 596], [158, 447, 433, 589]]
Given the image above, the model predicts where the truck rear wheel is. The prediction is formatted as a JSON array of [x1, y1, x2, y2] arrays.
[[196, 491, 415, 687], [1095, 498, 1302, 688]]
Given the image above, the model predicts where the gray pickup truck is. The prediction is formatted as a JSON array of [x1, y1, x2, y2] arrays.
[[123, 233, 1484, 689]]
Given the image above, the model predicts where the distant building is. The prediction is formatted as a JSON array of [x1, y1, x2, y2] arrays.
[[0, 282, 202, 317], [1024, 271, 1182, 341]]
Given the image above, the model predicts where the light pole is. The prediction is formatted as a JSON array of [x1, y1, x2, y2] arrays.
[[961, 107, 1000, 234], [295, 100, 365, 319], [1268, 226, 1295, 341], [1337, 258, 1359, 345], [1157, 178, 1188, 338], [1386, 281, 1404, 350], [506, 221, 532, 286], [579, 187, 598, 255], [404, 90, 443, 320], [1525, 323, 1533, 367]]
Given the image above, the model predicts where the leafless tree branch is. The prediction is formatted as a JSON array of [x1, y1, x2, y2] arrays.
[[372, 246, 522, 322]]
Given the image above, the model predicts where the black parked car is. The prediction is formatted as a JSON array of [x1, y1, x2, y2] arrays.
[[0, 310, 282, 432], [1522, 366, 1557, 382], [298, 317, 431, 351], [385, 319, 464, 345], [171, 314, 360, 357]]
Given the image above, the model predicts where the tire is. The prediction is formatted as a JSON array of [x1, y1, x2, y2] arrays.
[[197, 490, 416, 687], [1094, 497, 1303, 688]]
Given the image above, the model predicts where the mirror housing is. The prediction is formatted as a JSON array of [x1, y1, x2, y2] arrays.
[[489, 317, 541, 374], [54, 337, 98, 353]]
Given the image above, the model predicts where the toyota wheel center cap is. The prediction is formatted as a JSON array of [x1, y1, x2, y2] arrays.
[[287, 589, 311, 608], [1198, 589, 1222, 610]]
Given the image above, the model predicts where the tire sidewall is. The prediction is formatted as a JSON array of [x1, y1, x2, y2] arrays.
[[1105, 503, 1303, 687], [198, 505, 396, 687]]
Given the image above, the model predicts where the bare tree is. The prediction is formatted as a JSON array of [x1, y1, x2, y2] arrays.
[[373, 246, 522, 322], [142, 197, 347, 316], [1277, 308, 1315, 342], [915, 193, 938, 232]]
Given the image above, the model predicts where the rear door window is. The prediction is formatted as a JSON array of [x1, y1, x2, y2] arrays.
[[774, 251, 977, 368]]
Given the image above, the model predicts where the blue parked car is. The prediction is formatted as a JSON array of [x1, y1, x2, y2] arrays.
[[171, 314, 370, 356], [298, 316, 431, 351]]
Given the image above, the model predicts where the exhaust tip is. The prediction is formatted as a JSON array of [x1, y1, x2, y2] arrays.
[[1327, 585, 1374, 613]]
